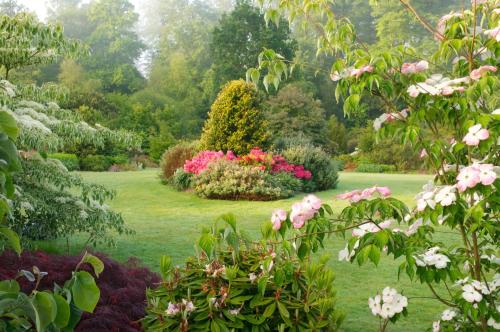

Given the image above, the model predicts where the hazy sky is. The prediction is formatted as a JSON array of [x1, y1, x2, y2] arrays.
[[18, 0, 145, 21]]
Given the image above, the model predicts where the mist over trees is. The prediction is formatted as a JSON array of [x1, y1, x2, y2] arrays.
[[0, 0, 464, 158]]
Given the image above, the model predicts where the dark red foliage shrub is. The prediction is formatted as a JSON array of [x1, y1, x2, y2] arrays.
[[0, 251, 160, 332]]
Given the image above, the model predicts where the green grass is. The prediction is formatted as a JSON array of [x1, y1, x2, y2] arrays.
[[39, 170, 456, 332]]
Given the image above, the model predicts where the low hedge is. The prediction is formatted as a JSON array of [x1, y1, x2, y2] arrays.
[[80, 155, 114, 171], [355, 163, 397, 173], [48, 153, 80, 171]]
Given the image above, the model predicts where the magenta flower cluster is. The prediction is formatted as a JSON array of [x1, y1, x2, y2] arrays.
[[183, 150, 237, 175], [184, 148, 312, 180], [271, 156, 312, 179]]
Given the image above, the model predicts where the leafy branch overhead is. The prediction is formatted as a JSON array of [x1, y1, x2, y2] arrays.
[[0, 13, 87, 79]]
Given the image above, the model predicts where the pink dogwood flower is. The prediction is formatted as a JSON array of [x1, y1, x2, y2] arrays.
[[401, 60, 429, 74], [289, 195, 322, 229], [303, 194, 322, 210], [352, 219, 392, 237], [271, 209, 287, 230], [420, 148, 428, 158], [350, 65, 373, 78], [463, 124, 489, 146], [484, 25, 500, 42], [456, 166, 481, 192], [336, 189, 364, 202], [337, 186, 391, 202], [470, 66, 497, 80], [477, 164, 497, 186], [290, 203, 313, 228]]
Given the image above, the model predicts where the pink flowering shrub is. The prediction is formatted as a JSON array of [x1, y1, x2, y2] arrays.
[[183, 150, 237, 175], [178, 148, 322, 200]]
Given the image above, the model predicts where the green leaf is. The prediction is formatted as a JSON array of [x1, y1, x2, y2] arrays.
[[0, 226, 21, 254], [277, 301, 290, 319], [369, 245, 381, 266], [0, 279, 20, 293], [0, 111, 18, 140], [159, 255, 172, 281], [297, 242, 309, 260], [261, 221, 273, 239], [343, 94, 360, 116], [71, 271, 100, 313], [220, 213, 237, 232], [31, 291, 57, 332], [53, 294, 70, 328], [258, 276, 268, 296], [80, 253, 104, 277], [263, 302, 276, 317], [198, 233, 216, 258], [0, 133, 21, 172]]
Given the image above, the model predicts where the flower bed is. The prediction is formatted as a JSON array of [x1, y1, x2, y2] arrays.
[[172, 148, 335, 200]]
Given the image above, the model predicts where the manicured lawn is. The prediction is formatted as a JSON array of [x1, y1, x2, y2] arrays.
[[40, 170, 458, 331]]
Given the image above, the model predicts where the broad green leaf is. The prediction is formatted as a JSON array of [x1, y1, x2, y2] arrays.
[[53, 294, 70, 328], [0, 279, 20, 293], [0, 133, 20, 172], [31, 291, 57, 332], [80, 253, 104, 277], [0, 111, 18, 140], [71, 271, 100, 313], [0, 226, 21, 254], [369, 245, 381, 266], [198, 233, 216, 258], [220, 213, 237, 232]]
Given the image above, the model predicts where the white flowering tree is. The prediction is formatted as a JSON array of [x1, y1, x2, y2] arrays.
[[0, 13, 141, 247], [248, 0, 499, 331]]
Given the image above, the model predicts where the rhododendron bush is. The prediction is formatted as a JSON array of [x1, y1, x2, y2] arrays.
[[143, 215, 344, 331], [245, 0, 500, 330], [172, 147, 328, 200], [184, 148, 311, 180]]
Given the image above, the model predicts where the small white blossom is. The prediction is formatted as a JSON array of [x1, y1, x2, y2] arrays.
[[435, 186, 457, 206], [441, 309, 457, 321], [368, 287, 407, 319], [488, 317, 500, 330], [182, 299, 196, 313], [414, 247, 450, 269], [462, 284, 483, 303], [229, 308, 241, 315], [433, 320, 440, 332], [248, 273, 257, 283], [166, 302, 180, 316]]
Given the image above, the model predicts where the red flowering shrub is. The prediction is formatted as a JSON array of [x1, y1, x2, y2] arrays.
[[0, 250, 159, 332], [241, 148, 313, 180]]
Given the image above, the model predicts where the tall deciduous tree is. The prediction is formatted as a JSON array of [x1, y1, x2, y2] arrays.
[[264, 83, 328, 147], [84, 0, 145, 93], [0, 0, 25, 16], [142, 0, 221, 140], [210, 0, 297, 89]]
